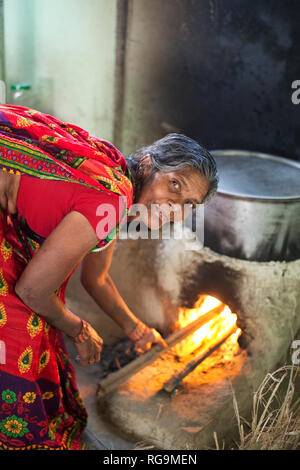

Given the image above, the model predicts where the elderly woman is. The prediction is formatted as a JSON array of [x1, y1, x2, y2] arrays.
[[0, 104, 218, 450]]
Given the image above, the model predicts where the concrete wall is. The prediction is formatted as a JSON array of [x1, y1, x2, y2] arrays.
[[119, 0, 300, 161], [4, 0, 117, 140]]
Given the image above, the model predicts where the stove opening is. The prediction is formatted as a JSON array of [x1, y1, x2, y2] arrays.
[[98, 294, 245, 397], [172, 295, 241, 364]]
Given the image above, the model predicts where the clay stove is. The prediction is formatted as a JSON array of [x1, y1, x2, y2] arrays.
[[96, 230, 300, 450]]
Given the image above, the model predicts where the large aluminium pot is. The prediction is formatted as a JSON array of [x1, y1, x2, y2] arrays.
[[204, 150, 300, 262]]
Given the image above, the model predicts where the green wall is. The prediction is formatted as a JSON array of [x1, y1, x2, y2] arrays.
[[4, 0, 117, 140]]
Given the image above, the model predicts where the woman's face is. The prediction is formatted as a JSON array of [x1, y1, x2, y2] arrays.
[[132, 163, 210, 229]]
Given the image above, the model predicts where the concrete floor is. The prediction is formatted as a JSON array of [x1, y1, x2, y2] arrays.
[[65, 338, 136, 451]]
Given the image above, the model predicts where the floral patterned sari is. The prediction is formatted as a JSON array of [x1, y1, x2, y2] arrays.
[[0, 105, 133, 449]]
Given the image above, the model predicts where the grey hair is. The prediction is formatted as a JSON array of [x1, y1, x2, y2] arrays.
[[127, 133, 218, 203]]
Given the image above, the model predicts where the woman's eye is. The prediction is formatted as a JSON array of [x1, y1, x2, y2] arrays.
[[172, 180, 180, 190]]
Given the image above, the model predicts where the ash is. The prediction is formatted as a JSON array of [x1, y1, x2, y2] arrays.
[[98, 338, 138, 380]]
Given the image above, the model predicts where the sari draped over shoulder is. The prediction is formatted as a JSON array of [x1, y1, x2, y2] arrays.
[[0, 105, 133, 450]]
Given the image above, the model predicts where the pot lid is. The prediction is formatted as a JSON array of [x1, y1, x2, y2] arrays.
[[211, 150, 300, 201]]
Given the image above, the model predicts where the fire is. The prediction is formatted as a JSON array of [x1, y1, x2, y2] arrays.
[[174, 295, 241, 357]]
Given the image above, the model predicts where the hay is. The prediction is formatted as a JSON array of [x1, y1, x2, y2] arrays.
[[215, 365, 300, 450]]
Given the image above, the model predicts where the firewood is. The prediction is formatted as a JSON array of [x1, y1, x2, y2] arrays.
[[163, 324, 238, 393], [97, 303, 225, 396]]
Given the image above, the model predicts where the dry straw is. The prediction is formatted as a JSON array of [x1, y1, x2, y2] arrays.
[[215, 365, 300, 450]]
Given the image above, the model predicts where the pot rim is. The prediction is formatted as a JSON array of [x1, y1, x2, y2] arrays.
[[210, 149, 300, 202]]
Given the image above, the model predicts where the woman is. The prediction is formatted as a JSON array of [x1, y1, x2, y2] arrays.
[[0, 104, 218, 450]]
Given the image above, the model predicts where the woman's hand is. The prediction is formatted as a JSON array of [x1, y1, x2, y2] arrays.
[[73, 322, 103, 367], [134, 327, 168, 355]]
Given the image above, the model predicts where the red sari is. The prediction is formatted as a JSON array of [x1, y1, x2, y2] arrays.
[[0, 105, 133, 450]]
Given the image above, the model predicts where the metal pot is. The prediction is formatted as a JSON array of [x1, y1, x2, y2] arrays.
[[204, 150, 300, 262]]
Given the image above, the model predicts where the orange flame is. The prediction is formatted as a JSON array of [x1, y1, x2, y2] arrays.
[[174, 295, 241, 357]]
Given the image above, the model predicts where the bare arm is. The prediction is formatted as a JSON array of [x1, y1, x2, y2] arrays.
[[81, 240, 167, 352], [80, 240, 138, 335], [15, 211, 103, 365]]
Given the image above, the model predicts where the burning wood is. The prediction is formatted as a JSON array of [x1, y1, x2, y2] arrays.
[[97, 302, 226, 396], [173, 295, 238, 357], [163, 324, 238, 393]]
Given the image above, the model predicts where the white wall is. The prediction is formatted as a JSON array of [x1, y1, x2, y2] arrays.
[[4, 0, 117, 140]]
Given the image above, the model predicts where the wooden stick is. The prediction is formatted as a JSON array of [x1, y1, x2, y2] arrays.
[[163, 324, 238, 393], [97, 302, 225, 396]]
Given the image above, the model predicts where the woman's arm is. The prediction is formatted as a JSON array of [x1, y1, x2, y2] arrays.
[[15, 210, 103, 365], [80, 240, 167, 352], [81, 239, 138, 335]]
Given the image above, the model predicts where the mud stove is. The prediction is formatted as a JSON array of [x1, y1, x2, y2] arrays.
[[96, 151, 300, 449]]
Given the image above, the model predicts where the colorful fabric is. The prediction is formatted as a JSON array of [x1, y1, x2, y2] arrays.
[[17, 175, 124, 251], [0, 104, 133, 249], [0, 105, 134, 450], [0, 211, 87, 450]]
